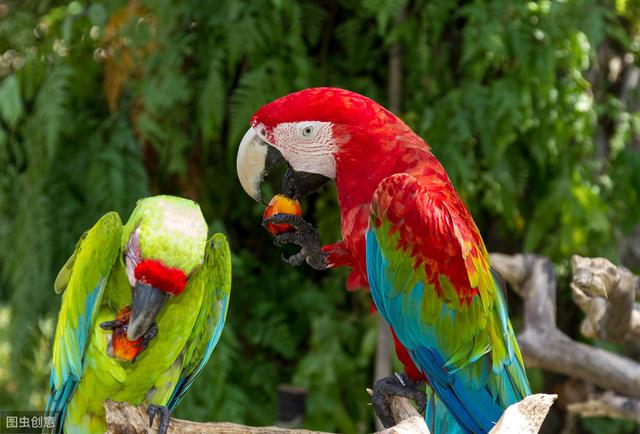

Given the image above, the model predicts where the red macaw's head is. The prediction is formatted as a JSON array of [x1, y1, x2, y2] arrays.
[[236, 87, 422, 202]]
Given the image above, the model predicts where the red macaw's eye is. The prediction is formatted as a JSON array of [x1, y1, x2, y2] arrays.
[[134, 259, 187, 295]]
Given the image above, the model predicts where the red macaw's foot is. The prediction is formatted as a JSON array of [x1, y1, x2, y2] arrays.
[[262, 194, 303, 236], [100, 306, 158, 362], [148, 405, 170, 434], [371, 372, 428, 428], [263, 213, 328, 270]]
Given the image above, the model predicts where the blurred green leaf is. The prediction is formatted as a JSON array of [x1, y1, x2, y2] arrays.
[[0, 75, 23, 128], [1, 2, 639, 433]]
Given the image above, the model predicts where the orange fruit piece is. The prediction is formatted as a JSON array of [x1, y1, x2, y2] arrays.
[[262, 194, 302, 236], [111, 306, 145, 362]]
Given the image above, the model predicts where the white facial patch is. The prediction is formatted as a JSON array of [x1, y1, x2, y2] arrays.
[[124, 227, 142, 287], [271, 121, 337, 179]]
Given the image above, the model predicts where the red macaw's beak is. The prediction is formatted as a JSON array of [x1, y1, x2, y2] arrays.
[[236, 128, 285, 203], [127, 282, 169, 340], [236, 127, 331, 201]]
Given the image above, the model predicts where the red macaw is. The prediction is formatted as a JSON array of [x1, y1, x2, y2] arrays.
[[236, 87, 530, 433]]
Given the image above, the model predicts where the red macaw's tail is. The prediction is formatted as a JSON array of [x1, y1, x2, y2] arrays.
[[425, 385, 466, 434]]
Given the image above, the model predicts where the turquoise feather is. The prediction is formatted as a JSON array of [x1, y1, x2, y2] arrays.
[[366, 174, 530, 434]]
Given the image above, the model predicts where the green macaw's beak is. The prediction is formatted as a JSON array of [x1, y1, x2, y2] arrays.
[[128, 282, 169, 340]]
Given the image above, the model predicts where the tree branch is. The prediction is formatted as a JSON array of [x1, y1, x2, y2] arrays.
[[105, 393, 555, 434], [371, 396, 429, 434], [567, 391, 640, 423], [570, 255, 640, 342], [104, 398, 429, 434], [104, 400, 330, 434], [490, 253, 640, 399], [489, 394, 557, 434]]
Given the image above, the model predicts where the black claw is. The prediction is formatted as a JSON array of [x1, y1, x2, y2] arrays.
[[372, 388, 394, 427], [281, 252, 305, 267], [372, 373, 427, 428], [132, 323, 159, 363], [147, 405, 170, 434], [100, 319, 125, 330], [305, 250, 328, 270], [273, 232, 297, 247], [142, 323, 158, 344], [99, 321, 116, 330], [266, 214, 328, 270], [263, 213, 311, 230]]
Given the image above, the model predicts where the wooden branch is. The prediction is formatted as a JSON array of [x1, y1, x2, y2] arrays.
[[489, 253, 640, 399], [567, 391, 640, 423], [489, 394, 557, 434], [105, 383, 556, 434], [366, 390, 556, 434], [373, 317, 394, 431], [104, 398, 428, 434], [372, 396, 429, 434], [104, 400, 331, 434], [375, 416, 430, 434], [569, 255, 640, 342]]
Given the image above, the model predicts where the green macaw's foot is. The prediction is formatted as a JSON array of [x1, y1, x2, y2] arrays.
[[99, 317, 127, 331], [371, 372, 428, 428], [100, 315, 158, 362], [263, 214, 328, 270], [148, 405, 170, 434], [133, 323, 158, 362]]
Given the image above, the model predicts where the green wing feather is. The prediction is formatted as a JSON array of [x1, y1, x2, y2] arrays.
[[368, 173, 530, 432], [46, 212, 122, 424], [166, 232, 232, 411]]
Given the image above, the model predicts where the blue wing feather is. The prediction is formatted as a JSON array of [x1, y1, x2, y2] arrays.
[[363, 173, 530, 433], [166, 233, 231, 413], [166, 294, 229, 412], [368, 231, 505, 433], [45, 212, 122, 433], [46, 278, 109, 433]]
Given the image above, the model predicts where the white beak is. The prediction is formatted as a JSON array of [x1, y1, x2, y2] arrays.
[[236, 127, 283, 202]]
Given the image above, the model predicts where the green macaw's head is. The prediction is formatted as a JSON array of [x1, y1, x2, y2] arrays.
[[122, 195, 208, 340]]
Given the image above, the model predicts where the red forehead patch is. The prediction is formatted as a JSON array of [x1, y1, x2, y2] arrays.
[[251, 87, 386, 129], [134, 259, 187, 295]]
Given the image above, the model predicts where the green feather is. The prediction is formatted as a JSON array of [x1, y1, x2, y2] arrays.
[[47, 196, 231, 434]]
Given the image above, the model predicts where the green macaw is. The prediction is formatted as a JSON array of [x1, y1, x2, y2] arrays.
[[45, 195, 231, 434]]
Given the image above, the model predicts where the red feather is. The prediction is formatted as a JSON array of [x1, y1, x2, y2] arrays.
[[134, 259, 187, 295], [252, 87, 484, 378]]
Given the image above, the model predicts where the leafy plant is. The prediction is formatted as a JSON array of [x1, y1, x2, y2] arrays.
[[0, 1, 639, 433]]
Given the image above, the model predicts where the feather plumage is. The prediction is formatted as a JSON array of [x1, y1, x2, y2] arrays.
[[45, 197, 231, 434], [367, 173, 530, 433], [248, 87, 531, 434], [166, 233, 232, 411]]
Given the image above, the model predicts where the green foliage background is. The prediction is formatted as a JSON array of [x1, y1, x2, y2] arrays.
[[0, 0, 639, 433]]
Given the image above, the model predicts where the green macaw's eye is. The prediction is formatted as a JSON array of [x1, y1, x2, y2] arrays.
[[302, 125, 314, 137]]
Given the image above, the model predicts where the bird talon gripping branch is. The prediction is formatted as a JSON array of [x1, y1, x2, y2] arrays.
[[372, 372, 427, 427], [147, 404, 170, 434]]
